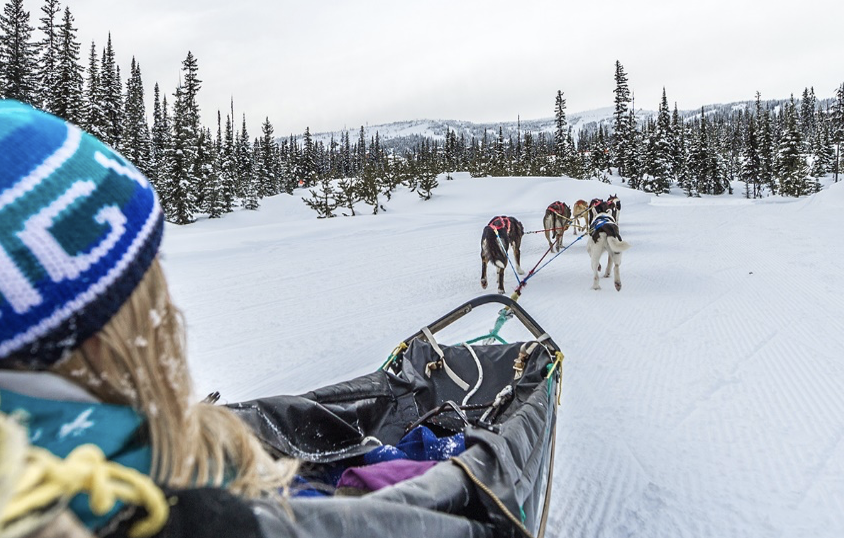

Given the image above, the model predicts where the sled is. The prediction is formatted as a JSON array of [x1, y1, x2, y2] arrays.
[[222, 294, 563, 538]]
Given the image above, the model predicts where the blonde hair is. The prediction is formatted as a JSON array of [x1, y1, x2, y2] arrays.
[[51, 258, 296, 498]]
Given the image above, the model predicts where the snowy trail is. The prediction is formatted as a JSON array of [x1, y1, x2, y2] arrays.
[[162, 175, 844, 538]]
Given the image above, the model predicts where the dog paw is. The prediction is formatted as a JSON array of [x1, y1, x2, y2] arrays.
[[481, 279, 487, 289], [497, 288, 506, 294], [615, 282, 622, 291]]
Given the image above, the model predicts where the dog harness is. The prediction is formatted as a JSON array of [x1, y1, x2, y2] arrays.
[[591, 214, 614, 232], [547, 201, 568, 217], [488, 216, 512, 233]]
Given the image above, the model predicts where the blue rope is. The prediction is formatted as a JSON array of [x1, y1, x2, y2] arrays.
[[493, 229, 522, 283], [527, 233, 586, 280]]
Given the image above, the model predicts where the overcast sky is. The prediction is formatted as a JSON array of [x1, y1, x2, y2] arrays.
[[24, 0, 844, 134]]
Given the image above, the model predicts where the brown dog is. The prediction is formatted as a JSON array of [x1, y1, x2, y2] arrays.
[[481, 216, 525, 294], [543, 201, 571, 252], [572, 199, 589, 234]]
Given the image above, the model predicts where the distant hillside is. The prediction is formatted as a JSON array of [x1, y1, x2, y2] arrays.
[[295, 97, 819, 154]]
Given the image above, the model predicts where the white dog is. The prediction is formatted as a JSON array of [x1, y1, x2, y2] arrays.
[[586, 203, 631, 291]]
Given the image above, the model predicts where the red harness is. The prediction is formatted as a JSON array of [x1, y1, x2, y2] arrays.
[[547, 201, 568, 218], [488, 216, 512, 234]]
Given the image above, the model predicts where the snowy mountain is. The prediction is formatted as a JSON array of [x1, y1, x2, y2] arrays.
[[163, 173, 844, 538], [303, 107, 624, 153]]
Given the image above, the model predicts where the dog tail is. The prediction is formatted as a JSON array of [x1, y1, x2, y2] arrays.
[[482, 226, 508, 269], [607, 236, 632, 252]]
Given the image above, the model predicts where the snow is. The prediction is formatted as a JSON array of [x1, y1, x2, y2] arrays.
[[161, 174, 844, 538]]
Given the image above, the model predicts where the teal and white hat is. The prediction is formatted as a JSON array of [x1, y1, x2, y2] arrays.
[[0, 100, 164, 368]]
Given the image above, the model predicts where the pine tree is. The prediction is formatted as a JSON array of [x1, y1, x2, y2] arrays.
[[256, 117, 279, 197], [219, 112, 238, 210], [740, 113, 762, 198], [611, 60, 632, 177], [120, 58, 151, 174], [53, 7, 82, 123], [299, 126, 318, 187], [335, 175, 357, 216], [670, 104, 688, 187], [554, 90, 571, 176], [169, 85, 199, 223], [799, 86, 816, 142], [776, 96, 813, 196], [0, 0, 39, 103], [644, 88, 672, 193], [99, 34, 122, 147], [236, 115, 257, 209], [833, 83, 844, 183], [416, 165, 438, 201], [36, 0, 60, 112], [756, 94, 776, 194], [302, 177, 338, 218], [196, 127, 223, 217], [149, 86, 172, 210], [83, 40, 106, 139]]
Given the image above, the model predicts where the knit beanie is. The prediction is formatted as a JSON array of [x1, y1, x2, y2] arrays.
[[0, 100, 164, 368]]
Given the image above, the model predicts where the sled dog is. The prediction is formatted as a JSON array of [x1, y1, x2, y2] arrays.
[[481, 216, 525, 294], [543, 201, 571, 252], [572, 199, 589, 234], [586, 203, 631, 291], [587, 198, 604, 227], [607, 194, 621, 224]]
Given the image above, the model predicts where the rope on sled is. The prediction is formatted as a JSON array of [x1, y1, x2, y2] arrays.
[[1, 443, 169, 538]]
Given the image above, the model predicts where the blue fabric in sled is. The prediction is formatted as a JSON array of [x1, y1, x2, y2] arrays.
[[364, 426, 465, 464]]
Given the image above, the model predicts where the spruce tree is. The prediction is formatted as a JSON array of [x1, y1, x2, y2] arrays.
[[53, 7, 82, 123], [0, 0, 39, 104], [611, 60, 632, 177], [99, 34, 122, 147], [236, 115, 257, 209], [775, 96, 813, 196], [554, 90, 571, 175], [833, 83, 844, 183], [169, 85, 199, 223], [302, 177, 338, 218], [740, 114, 762, 198], [83, 40, 106, 139], [257, 117, 279, 196], [120, 58, 151, 174], [299, 126, 318, 187], [335, 175, 357, 216], [644, 88, 672, 193], [219, 113, 238, 210], [36, 0, 61, 112], [197, 127, 223, 217]]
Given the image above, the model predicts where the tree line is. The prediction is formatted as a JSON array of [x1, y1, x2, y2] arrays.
[[3, 0, 843, 223]]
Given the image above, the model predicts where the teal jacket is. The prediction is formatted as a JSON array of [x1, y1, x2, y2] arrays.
[[0, 389, 152, 530]]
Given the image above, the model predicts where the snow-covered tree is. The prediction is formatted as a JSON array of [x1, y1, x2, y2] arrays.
[[120, 57, 151, 174], [776, 96, 814, 196], [611, 60, 632, 177], [644, 87, 672, 193], [36, 0, 60, 112], [99, 34, 122, 147], [0, 0, 38, 104], [53, 7, 83, 123], [83, 40, 105, 139]]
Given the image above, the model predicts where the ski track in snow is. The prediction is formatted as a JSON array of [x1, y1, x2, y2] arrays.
[[162, 175, 844, 538]]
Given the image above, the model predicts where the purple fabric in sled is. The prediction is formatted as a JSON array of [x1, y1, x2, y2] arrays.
[[337, 459, 439, 492]]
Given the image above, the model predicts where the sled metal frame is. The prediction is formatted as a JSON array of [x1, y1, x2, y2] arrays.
[[404, 294, 561, 354]]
